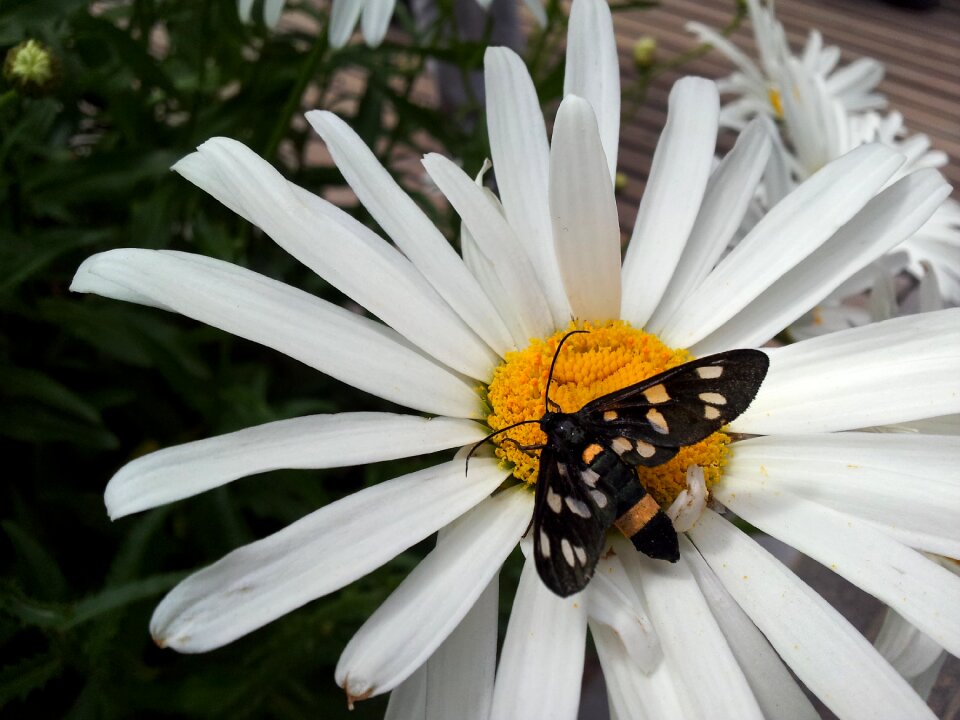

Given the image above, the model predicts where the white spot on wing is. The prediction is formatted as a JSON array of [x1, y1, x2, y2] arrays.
[[642, 384, 670, 404], [697, 365, 723, 379], [590, 489, 608, 508], [574, 545, 587, 565], [646, 408, 669, 434], [704, 405, 721, 420], [636, 440, 657, 458], [561, 538, 576, 567], [612, 436, 632, 455], [539, 530, 551, 557], [699, 392, 726, 405], [566, 497, 592, 518], [547, 487, 563, 513], [581, 468, 600, 487]]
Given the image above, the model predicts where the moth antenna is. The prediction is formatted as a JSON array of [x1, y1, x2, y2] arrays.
[[544, 330, 589, 414], [464, 419, 542, 476]]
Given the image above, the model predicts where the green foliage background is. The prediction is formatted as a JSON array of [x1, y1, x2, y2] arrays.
[[0, 0, 705, 716]]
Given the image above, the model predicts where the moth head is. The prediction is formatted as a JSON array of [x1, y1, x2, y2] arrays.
[[540, 412, 587, 446]]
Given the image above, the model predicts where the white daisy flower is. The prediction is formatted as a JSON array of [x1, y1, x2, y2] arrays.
[[687, 0, 885, 130], [754, 58, 960, 320], [73, 0, 959, 716], [329, 0, 547, 49]]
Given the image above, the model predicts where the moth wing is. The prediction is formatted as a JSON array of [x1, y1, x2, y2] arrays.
[[579, 349, 769, 464], [532, 444, 619, 597]]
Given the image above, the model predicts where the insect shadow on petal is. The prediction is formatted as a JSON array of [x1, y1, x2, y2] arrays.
[[468, 330, 769, 597]]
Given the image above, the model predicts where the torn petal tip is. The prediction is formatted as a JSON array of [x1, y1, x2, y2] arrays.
[[342, 676, 373, 711]]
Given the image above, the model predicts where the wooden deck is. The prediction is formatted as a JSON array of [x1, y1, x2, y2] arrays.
[[613, 0, 960, 222]]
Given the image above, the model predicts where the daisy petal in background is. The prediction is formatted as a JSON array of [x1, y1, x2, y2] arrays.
[[327, 0, 547, 49], [687, 0, 885, 129], [238, 0, 286, 28], [73, 0, 960, 716], [330, 0, 397, 48]]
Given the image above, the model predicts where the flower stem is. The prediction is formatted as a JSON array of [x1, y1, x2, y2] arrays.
[[263, 32, 329, 161]]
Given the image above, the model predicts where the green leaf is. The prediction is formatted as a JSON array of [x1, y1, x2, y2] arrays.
[[1, 521, 67, 600], [0, 652, 62, 708], [0, 572, 184, 631], [0, 366, 103, 424], [64, 571, 185, 629], [0, 230, 110, 295], [0, 583, 66, 629], [0, 402, 119, 449]]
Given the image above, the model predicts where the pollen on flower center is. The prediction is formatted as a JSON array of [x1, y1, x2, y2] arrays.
[[485, 321, 731, 507]]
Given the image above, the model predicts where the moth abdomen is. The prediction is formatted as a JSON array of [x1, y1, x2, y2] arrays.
[[610, 467, 680, 562], [581, 444, 681, 563]]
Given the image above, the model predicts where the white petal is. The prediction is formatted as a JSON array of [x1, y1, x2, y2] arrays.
[[488, 556, 586, 720], [586, 552, 660, 672], [175, 139, 500, 379], [329, 0, 362, 48], [105, 413, 487, 519], [564, 0, 619, 180], [621, 78, 719, 327], [263, 0, 284, 27], [149, 457, 508, 652], [714, 475, 960, 660], [422, 153, 553, 341], [386, 669, 426, 720], [661, 143, 905, 348], [549, 96, 622, 322], [484, 47, 571, 327], [689, 509, 937, 720], [460, 223, 523, 346], [647, 117, 771, 334], [237, 0, 255, 23], [361, 0, 395, 47], [306, 111, 513, 357], [693, 169, 951, 355], [725, 433, 960, 560], [683, 539, 820, 720], [732, 308, 960, 434], [336, 486, 530, 697], [685, 22, 765, 87], [873, 414, 960, 435], [875, 608, 945, 697], [71, 249, 483, 419], [666, 465, 707, 533], [826, 58, 884, 103], [591, 622, 685, 720], [423, 575, 499, 720], [614, 535, 764, 719]]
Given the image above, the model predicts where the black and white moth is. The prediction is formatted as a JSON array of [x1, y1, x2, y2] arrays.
[[473, 330, 769, 598]]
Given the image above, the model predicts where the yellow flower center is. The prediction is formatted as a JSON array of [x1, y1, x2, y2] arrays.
[[486, 322, 730, 507]]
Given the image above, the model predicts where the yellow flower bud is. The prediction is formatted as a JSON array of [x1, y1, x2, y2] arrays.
[[632, 36, 657, 68]]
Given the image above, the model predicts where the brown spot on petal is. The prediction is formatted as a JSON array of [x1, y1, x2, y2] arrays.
[[343, 676, 374, 711]]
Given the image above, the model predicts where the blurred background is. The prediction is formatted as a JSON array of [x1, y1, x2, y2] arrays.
[[1, 0, 957, 717]]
